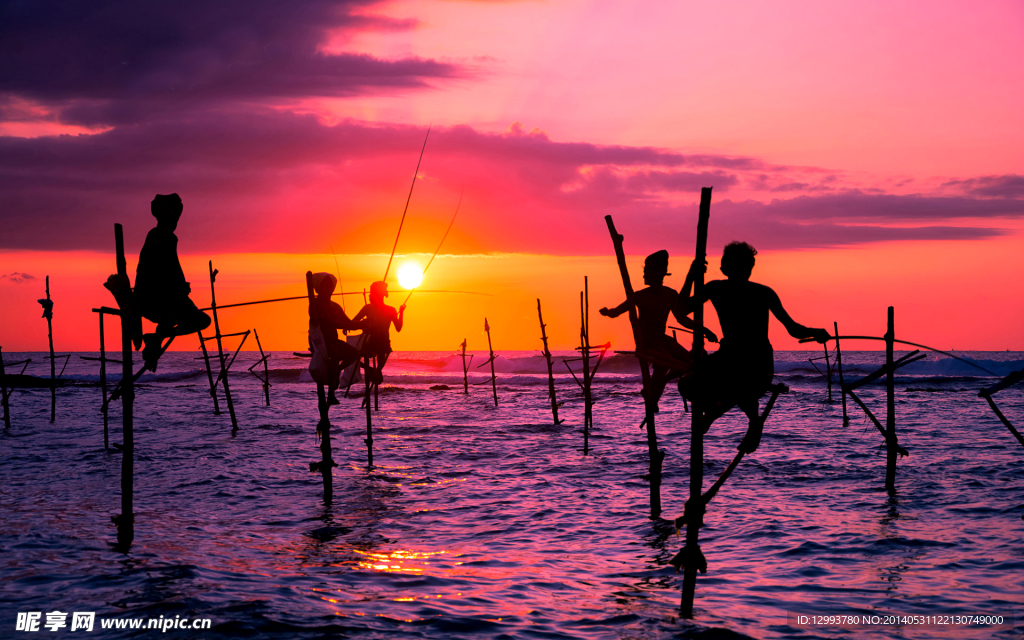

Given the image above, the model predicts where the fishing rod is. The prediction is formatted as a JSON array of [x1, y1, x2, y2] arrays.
[[383, 125, 431, 283], [200, 289, 490, 312], [800, 334, 997, 376], [402, 187, 463, 307]]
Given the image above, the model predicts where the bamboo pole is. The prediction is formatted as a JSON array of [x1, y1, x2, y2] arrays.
[[835, 321, 848, 426], [363, 354, 374, 466], [604, 215, 663, 519], [823, 340, 833, 402], [885, 307, 897, 494], [485, 318, 498, 406], [306, 271, 334, 501], [208, 261, 237, 432], [197, 331, 221, 414], [99, 313, 108, 447], [537, 301, 561, 424], [114, 224, 134, 549], [581, 281, 593, 454], [681, 186, 712, 618], [44, 276, 56, 422], [460, 339, 472, 395], [0, 346, 10, 430], [254, 329, 271, 406]]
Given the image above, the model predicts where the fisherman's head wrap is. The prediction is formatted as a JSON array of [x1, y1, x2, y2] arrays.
[[721, 241, 757, 277], [151, 193, 183, 218], [312, 272, 337, 297], [370, 281, 389, 298], [644, 250, 671, 277]]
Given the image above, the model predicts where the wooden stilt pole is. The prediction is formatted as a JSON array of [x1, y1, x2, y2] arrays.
[[885, 306, 897, 494], [208, 262, 237, 432], [44, 276, 56, 422], [99, 313, 108, 448], [823, 340, 833, 402], [581, 282, 593, 454], [364, 355, 374, 466], [197, 331, 221, 414], [485, 318, 498, 407], [681, 186, 712, 618], [604, 215, 663, 519], [537, 301, 561, 425], [306, 271, 333, 501], [114, 224, 134, 548], [835, 321, 848, 426], [0, 347, 10, 430], [460, 339, 471, 395], [254, 329, 271, 406]]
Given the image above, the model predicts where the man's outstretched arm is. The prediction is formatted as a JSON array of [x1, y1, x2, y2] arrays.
[[768, 289, 830, 343], [599, 299, 632, 318]]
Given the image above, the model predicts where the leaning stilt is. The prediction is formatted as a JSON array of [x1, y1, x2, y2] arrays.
[[208, 261, 238, 432], [835, 321, 849, 426], [197, 331, 222, 415], [248, 329, 272, 406], [43, 276, 56, 422], [82, 309, 122, 448], [885, 306, 897, 494], [605, 215, 663, 519], [112, 224, 135, 549], [537, 300, 561, 425], [681, 186, 712, 617], [459, 339, 473, 395], [363, 355, 374, 466], [482, 318, 498, 406], [978, 368, 1024, 450]]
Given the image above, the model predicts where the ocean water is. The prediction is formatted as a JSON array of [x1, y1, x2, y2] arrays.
[[1, 349, 1022, 639]]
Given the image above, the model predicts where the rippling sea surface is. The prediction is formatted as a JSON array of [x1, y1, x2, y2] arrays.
[[1, 349, 1022, 639]]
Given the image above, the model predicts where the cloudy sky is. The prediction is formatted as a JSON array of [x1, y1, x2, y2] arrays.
[[2, 0, 1023, 351]]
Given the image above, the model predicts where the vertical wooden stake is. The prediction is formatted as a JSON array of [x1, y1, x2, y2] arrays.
[[537, 300, 561, 425], [681, 186, 712, 618], [885, 307, 897, 494], [835, 321, 848, 426], [99, 313, 109, 449], [823, 340, 833, 402], [114, 224, 134, 548], [460, 339, 470, 395], [581, 281, 593, 454], [363, 355, 374, 466], [197, 332, 222, 415], [605, 215, 662, 519], [306, 271, 333, 502], [485, 318, 498, 406], [254, 329, 271, 406], [209, 261, 237, 432], [0, 346, 10, 430], [45, 276, 56, 423]]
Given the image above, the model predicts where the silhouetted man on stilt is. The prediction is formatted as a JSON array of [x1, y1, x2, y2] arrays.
[[134, 193, 211, 369], [353, 281, 404, 379], [677, 241, 830, 453], [309, 272, 364, 404], [600, 250, 717, 411]]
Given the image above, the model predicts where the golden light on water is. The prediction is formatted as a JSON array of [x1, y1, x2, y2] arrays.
[[397, 261, 424, 290]]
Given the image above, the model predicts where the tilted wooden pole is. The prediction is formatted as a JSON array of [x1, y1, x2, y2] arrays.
[[537, 300, 561, 425], [208, 261, 237, 432], [197, 331, 221, 415], [0, 347, 10, 430], [581, 281, 593, 453], [306, 271, 334, 501], [254, 329, 271, 406], [363, 354, 374, 466], [484, 318, 498, 406], [44, 276, 56, 422], [681, 186, 712, 617], [114, 224, 134, 548], [835, 321, 848, 426], [604, 215, 663, 519], [885, 306, 897, 494]]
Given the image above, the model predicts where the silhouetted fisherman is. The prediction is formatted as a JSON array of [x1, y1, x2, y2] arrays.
[[678, 241, 830, 452], [353, 281, 404, 376], [134, 194, 211, 368], [600, 250, 717, 410], [310, 272, 363, 404]]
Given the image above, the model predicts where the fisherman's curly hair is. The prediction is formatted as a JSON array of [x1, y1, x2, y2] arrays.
[[721, 241, 757, 276]]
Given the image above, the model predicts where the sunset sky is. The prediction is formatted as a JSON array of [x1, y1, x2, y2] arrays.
[[2, 0, 1023, 352]]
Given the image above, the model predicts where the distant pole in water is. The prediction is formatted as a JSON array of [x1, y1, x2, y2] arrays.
[[460, 339, 472, 395], [681, 186, 712, 618], [113, 223, 135, 549], [605, 215, 663, 519], [537, 300, 561, 425], [209, 261, 238, 433], [580, 281, 593, 453], [363, 354, 374, 466], [197, 331, 221, 415], [44, 276, 56, 423], [0, 346, 10, 430], [885, 307, 897, 494], [306, 271, 334, 502], [485, 318, 498, 407], [835, 321, 849, 426], [254, 329, 271, 406]]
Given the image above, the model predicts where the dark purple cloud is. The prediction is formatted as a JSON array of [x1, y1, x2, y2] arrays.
[[0, 272, 36, 283], [0, 0, 462, 125], [0, 112, 1014, 255], [944, 175, 1024, 199]]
